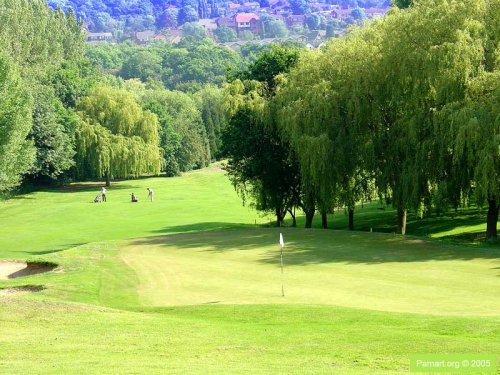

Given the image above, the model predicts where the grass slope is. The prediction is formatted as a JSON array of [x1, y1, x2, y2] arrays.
[[0, 166, 499, 374], [0, 167, 267, 260]]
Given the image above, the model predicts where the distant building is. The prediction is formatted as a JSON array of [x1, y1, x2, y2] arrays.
[[86, 32, 113, 43], [234, 13, 260, 34], [364, 7, 388, 19], [310, 2, 334, 11], [331, 8, 353, 21], [286, 14, 306, 28], [134, 30, 156, 44], [217, 13, 260, 34], [163, 29, 183, 44]]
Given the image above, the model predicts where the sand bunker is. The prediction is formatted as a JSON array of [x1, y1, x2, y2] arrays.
[[0, 285, 45, 296], [0, 261, 56, 279]]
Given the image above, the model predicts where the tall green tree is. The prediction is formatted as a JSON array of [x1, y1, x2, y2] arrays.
[[448, 72, 500, 240], [193, 86, 228, 160], [141, 88, 210, 176], [224, 46, 303, 226], [28, 88, 76, 182], [76, 86, 162, 185], [368, 0, 486, 234], [0, 54, 35, 192]]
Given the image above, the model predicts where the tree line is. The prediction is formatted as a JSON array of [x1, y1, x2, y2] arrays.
[[222, 0, 500, 240], [1, 0, 498, 240], [0, 0, 230, 192]]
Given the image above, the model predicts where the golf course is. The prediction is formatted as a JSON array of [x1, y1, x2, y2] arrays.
[[0, 166, 499, 374]]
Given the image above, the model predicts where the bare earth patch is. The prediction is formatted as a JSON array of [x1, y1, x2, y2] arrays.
[[0, 261, 56, 279], [0, 285, 45, 296]]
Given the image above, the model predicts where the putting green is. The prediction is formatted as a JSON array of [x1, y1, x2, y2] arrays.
[[120, 228, 500, 316]]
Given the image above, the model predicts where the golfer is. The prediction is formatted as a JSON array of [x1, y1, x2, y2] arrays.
[[101, 186, 107, 202], [147, 188, 154, 202]]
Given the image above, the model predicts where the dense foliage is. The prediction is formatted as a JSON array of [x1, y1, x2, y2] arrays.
[[0, 0, 498, 242], [222, 0, 499, 240], [0, 1, 230, 191], [271, 0, 499, 238], [86, 40, 242, 91]]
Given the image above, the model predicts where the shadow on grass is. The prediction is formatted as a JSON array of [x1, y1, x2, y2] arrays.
[[149, 222, 262, 236], [132, 226, 500, 266], [289, 204, 491, 243], [25, 244, 84, 256], [45, 182, 141, 194]]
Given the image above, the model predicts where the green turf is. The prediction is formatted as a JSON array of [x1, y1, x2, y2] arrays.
[[292, 201, 497, 244], [0, 166, 499, 374], [0, 166, 269, 260]]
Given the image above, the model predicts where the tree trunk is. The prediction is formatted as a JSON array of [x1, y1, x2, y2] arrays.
[[105, 174, 111, 187], [321, 211, 328, 229], [397, 207, 407, 235], [276, 209, 285, 227], [348, 208, 354, 231], [305, 208, 315, 228], [287, 208, 297, 227], [486, 199, 499, 241]]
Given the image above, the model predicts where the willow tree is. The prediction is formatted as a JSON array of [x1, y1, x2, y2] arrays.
[[275, 26, 378, 230], [437, 0, 500, 240], [274, 50, 336, 228], [370, 0, 486, 234], [0, 54, 35, 192], [448, 73, 500, 240], [76, 86, 162, 185]]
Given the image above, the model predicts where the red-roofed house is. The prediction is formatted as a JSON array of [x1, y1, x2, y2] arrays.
[[234, 13, 260, 34]]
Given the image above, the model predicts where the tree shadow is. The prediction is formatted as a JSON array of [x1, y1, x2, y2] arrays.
[[131, 226, 500, 266], [25, 244, 84, 256], [149, 222, 262, 236], [288, 204, 491, 243], [44, 183, 140, 194]]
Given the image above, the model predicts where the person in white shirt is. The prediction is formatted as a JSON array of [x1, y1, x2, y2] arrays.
[[101, 187, 107, 202], [147, 188, 154, 202]]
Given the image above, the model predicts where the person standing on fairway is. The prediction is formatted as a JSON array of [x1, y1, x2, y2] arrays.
[[147, 188, 154, 202], [101, 186, 107, 202]]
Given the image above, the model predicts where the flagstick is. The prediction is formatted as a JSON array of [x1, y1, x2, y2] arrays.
[[280, 244, 284, 297]]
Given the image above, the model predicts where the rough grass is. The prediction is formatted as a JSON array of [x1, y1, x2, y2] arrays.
[[0, 166, 499, 374]]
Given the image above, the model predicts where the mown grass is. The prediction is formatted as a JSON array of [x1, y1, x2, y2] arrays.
[[0, 167, 268, 260], [0, 166, 499, 374], [1, 299, 499, 375]]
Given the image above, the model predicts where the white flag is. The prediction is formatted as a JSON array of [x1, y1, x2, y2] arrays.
[[279, 233, 285, 248]]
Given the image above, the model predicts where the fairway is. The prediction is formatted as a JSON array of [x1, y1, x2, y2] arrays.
[[0, 166, 499, 374]]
